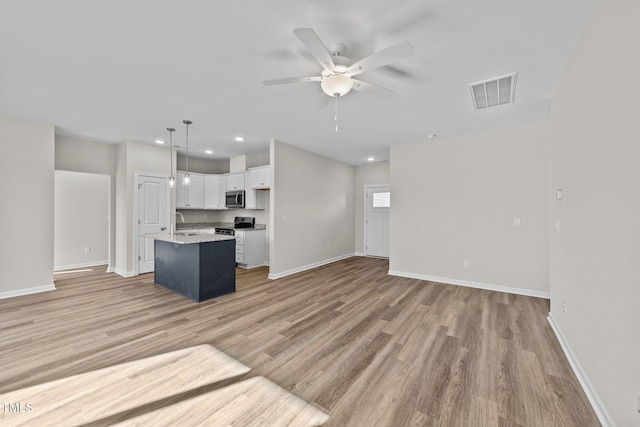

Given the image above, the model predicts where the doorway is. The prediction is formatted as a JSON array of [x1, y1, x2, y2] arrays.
[[54, 171, 110, 271], [137, 174, 169, 274], [365, 185, 390, 258]]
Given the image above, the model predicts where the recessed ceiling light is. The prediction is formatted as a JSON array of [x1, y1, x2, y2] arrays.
[[205, 150, 213, 154], [367, 157, 375, 162], [234, 136, 244, 142], [155, 139, 165, 144]]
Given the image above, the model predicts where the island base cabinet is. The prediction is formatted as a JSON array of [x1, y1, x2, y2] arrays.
[[154, 239, 236, 302]]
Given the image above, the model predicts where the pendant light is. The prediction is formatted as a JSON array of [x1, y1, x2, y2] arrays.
[[182, 120, 192, 185], [167, 127, 176, 188]]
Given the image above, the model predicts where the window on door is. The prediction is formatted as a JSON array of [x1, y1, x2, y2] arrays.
[[372, 192, 390, 208]]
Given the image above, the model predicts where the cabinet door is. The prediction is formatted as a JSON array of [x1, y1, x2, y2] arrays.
[[245, 181, 255, 209], [176, 171, 188, 208], [187, 173, 205, 208], [249, 166, 270, 189], [218, 176, 228, 209], [204, 175, 221, 209], [226, 173, 245, 191]]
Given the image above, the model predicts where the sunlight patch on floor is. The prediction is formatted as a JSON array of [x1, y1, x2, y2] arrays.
[[0, 345, 328, 426]]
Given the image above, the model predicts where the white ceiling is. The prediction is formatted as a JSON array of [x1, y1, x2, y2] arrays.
[[0, 0, 598, 165]]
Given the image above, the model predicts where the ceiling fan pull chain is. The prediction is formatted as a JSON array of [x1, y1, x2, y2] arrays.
[[334, 94, 339, 132]]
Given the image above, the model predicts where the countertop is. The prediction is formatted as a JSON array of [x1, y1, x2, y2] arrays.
[[176, 222, 266, 231], [148, 232, 236, 245]]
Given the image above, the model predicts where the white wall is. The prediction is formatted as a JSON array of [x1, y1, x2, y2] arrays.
[[0, 116, 55, 297], [549, 0, 640, 424], [354, 162, 390, 255], [269, 140, 355, 278], [177, 154, 228, 174], [389, 124, 551, 296], [55, 136, 117, 270], [115, 141, 172, 276], [54, 171, 109, 270]]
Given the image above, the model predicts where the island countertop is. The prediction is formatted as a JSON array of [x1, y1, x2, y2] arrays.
[[146, 232, 235, 245], [176, 222, 266, 231]]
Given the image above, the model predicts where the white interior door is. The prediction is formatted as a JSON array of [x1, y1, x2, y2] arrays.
[[138, 175, 168, 274], [365, 186, 390, 257]]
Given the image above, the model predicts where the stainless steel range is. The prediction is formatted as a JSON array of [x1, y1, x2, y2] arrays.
[[214, 216, 255, 236]]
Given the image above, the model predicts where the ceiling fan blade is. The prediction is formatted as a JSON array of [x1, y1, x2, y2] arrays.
[[262, 76, 322, 86], [315, 94, 331, 110], [293, 28, 335, 73], [345, 41, 414, 77], [351, 79, 394, 96]]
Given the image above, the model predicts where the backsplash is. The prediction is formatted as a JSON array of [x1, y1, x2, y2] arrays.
[[177, 192, 269, 226]]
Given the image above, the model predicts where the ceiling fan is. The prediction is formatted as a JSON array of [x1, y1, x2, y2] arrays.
[[263, 28, 414, 107]]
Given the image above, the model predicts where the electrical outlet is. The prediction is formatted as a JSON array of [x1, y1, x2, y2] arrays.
[[463, 260, 469, 268], [514, 217, 521, 227], [282, 215, 288, 222], [84, 246, 91, 254], [562, 300, 567, 314]]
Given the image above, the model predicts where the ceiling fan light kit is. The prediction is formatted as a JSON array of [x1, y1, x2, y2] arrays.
[[263, 27, 414, 104], [321, 74, 354, 97]]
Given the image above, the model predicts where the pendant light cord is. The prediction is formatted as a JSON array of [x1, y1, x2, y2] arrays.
[[167, 127, 175, 186], [183, 120, 192, 184]]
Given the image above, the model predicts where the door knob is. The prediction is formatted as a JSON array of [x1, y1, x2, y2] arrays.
[[160, 227, 167, 231]]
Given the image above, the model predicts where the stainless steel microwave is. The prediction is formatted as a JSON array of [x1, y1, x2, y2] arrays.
[[225, 190, 245, 208]]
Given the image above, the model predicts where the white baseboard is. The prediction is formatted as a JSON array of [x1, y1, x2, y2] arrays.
[[354, 252, 366, 257], [387, 270, 550, 299], [54, 260, 109, 272], [114, 268, 136, 278], [0, 284, 56, 300], [106, 266, 115, 273], [268, 253, 354, 280], [547, 314, 613, 427]]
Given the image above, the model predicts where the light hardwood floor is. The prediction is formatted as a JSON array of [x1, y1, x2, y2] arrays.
[[0, 257, 599, 426]]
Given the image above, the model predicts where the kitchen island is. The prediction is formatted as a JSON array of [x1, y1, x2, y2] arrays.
[[152, 232, 236, 303]]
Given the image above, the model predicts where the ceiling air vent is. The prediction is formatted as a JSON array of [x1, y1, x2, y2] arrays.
[[469, 72, 517, 110]]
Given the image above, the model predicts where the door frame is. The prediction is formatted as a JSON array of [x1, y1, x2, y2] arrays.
[[134, 171, 171, 275], [363, 183, 390, 257]]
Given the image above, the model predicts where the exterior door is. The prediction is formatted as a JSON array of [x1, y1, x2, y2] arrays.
[[138, 175, 168, 274], [365, 185, 390, 257]]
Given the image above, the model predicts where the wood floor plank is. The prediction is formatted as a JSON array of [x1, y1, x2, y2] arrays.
[[0, 257, 600, 426]]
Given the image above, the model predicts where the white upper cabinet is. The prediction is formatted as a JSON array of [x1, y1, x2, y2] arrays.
[[176, 171, 188, 208], [175, 171, 204, 209], [188, 173, 204, 208], [225, 173, 245, 191], [248, 166, 270, 189], [244, 172, 266, 210], [204, 175, 226, 210]]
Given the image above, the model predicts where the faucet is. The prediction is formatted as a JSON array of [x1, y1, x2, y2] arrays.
[[171, 212, 185, 236]]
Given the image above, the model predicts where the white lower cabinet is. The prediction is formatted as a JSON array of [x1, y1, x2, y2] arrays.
[[234, 229, 266, 268]]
